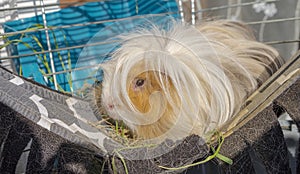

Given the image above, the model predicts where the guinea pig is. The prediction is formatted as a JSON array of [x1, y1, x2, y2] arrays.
[[93, 20, 284, 142]]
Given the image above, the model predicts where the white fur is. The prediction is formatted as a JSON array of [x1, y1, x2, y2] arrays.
[[98, 20, 283, 142]]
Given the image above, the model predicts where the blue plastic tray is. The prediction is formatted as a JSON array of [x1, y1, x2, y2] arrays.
[[3, 0, 179, 92]]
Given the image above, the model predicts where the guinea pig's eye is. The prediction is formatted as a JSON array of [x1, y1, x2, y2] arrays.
[[135, 79, 145, 87]]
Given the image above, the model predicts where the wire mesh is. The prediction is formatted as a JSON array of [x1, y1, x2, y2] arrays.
[[1, 0, 299, 79], [0, 0, 299, 173], [0, 0, 299, 143]]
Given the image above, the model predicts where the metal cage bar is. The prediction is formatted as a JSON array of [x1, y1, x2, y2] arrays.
[[0, 0, 300, 88]]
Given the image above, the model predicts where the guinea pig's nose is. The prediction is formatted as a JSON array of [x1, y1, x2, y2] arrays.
[[107, 104, 114, 110]]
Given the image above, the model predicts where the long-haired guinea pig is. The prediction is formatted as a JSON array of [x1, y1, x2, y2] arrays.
[[93, 20, 284, 142]]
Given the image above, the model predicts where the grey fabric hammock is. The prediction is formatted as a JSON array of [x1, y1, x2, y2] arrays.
[[0, 51, 299, 173]]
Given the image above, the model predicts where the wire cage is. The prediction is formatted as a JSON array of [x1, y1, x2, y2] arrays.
[[0, 0, 300, 173], [0, 0, 299, 92]]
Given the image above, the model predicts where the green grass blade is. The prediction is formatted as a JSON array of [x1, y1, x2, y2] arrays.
[[3, 23, 72, 93], [111, 156, 117, 174], [158, 133, 233, 170], [116, 151, 129, 174], [216, 153, 233, 165]]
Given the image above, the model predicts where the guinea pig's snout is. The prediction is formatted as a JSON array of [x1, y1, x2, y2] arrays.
[[102, 98, 114, 110], [107, 104, 114, 110]]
